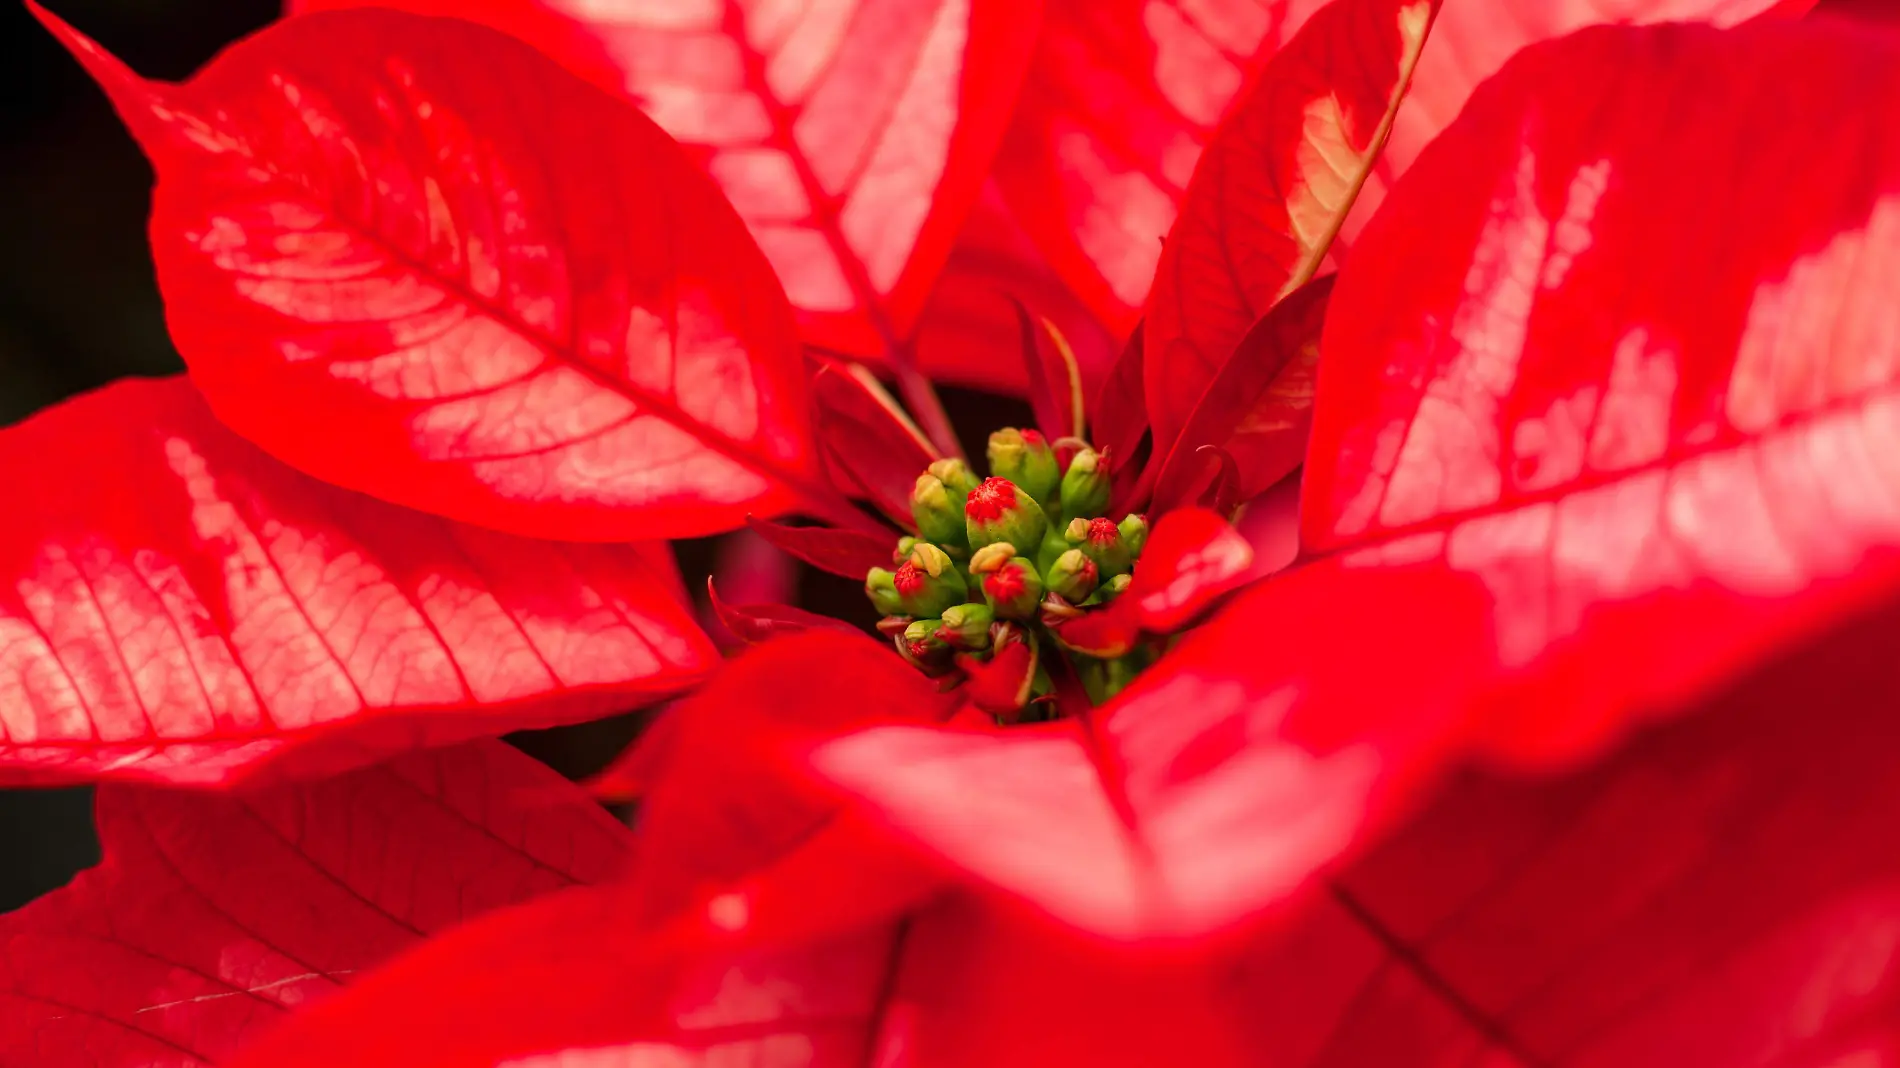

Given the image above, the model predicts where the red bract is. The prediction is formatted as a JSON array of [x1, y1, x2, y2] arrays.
[[0, 740, 632, 1066], [0, 377, 712, 786], [37, 4, 851, 541], [816, 12, 1900, 943]]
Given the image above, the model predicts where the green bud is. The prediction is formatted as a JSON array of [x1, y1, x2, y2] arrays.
[[1117, 514, 1150, 558], [888, 544, 967, 618], [965, 477, 1049, 557], [986, 428, 1060, 507], [1065, 516, 1135, 577], [977, 556, 1044, 621], [928, 457, 982, 500], [894, 535, 919, 564], [1046, 548, 1101, 602], [1083, 572, 1134, 607], [909, 474, 968, 548], [865, 567, 905, 616], [1059, 447, 1111, 519], [1035, 523, 1071, 575], [896, 619, 955, 675], [935, 602, 995, 652]]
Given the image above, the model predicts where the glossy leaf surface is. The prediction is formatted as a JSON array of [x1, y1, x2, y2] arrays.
[[0, 377, 712, 786], [0, 740, 632, 1066], [288, 0, 1045, 367], [815, 19, 1900, 937], [1143, 0, 1435, 457], [42, 5, 844, 540]]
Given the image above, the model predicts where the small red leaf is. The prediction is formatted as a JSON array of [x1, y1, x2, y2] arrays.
[[745, 515, 895, 581], [1094, 321, 1150, 464], [1149, 274, 1334, 515], [706, 577, 868, 647], [0, 740, 631, 1066], [1008, 296, 1088, 442], [958, 638, 1038, 717], [1142, 0, 1437, 462], [0, 377, 713, 787], [810, 361, 939, 528], [35, 5, 867, 540], [288, 0, 1046, 370]]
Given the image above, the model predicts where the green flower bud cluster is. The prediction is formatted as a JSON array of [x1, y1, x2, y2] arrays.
[[864, 428, 1160, 722]]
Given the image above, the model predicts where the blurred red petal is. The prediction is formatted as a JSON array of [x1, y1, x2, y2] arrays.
[[0, 741, 632, 1065]]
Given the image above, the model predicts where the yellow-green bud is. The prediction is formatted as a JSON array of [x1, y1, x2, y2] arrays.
[[887, 543, 967, 618], [978, 556, 1044, 621], [987, 428, 1060, 507], [1065, 516, 1135, 577], [865, 568, 905, 616], [928, 457, 982, 500], [965, 477, 1049, 557], [1046, 548, 1101, 602], [897, 619, 955, 675], [1059, 447, 1111, 519], [909, 474, 968, 548], [935, 602, 995, 652], [1117, 514, 1150, 558]]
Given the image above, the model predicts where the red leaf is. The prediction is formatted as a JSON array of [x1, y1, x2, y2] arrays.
[[625, 632, 953, 946], [1142, 0, 1436, 460], [287, 0, 1045, 368], [1094, 321, 1149, 461], [36, 5, 868, 541], [1330, 0, 1814, 257], [810, 361, 939, 528], [1149, 274, 1333, 515], [992, 0, 1336, 334], [706, 577, 868, 646], [0, 377, 713, 787], [958, 637, 1037, 716], [0, 740, 632, 1066], [746, 515, 895, 580], [815, 19, 1900, 939], [1008, 297, 1088, 442]]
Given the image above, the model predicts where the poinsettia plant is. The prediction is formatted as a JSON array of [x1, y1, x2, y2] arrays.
[[6, 0, 1900, 1064]]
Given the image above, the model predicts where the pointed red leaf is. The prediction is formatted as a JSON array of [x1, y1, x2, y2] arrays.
[[993, 0, 1335, 334], [706, 577, 868, 646], [810, 361, 938, 528], [1331, 0, 1816, 256], [958, 637, 1038, 717], [36, 5, 870, 541], [815, 19, 1900, 938], [1149, 274, 1333, 515], [0, 377, 713, 786], [746, 515, 896, 580], [287, 0, 1045, 368], [1142, 0, 1436, 460], [0, 740, 632, 1066], [1008, 297, 1088, 442]]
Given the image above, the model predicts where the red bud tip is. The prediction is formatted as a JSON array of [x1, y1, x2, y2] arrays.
[[892, 561, 927, 596], [984, 567, 1027, 603], [965, 477, 1020, 522], [906, 638, 935, 659], [1021, 428, 1046, 445], [1086, 517, 1119, 545]]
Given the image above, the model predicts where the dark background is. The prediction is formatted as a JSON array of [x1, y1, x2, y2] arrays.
[[0, 0, 1883, 912]]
